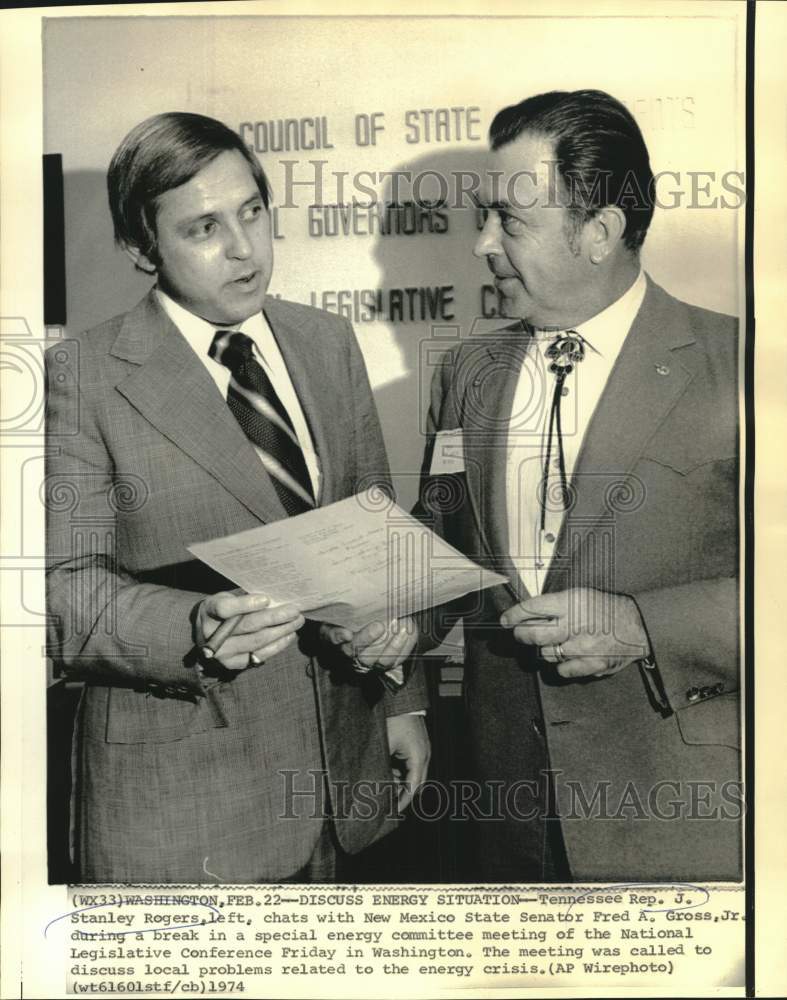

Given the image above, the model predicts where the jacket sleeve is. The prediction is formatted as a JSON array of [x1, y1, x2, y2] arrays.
[[45, 341, 209, 697], [630, 311, 740, 717], [632, 576, 739, 713]]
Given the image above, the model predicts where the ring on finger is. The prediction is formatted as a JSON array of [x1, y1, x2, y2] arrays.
[[249, 652, 263, 667], [541, 643, 567, 664], [352, 654, 371, 674]]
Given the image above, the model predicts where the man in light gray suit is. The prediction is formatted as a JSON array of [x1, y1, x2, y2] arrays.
[[417, 90, 740, 882], [46, 112, 429, 883]]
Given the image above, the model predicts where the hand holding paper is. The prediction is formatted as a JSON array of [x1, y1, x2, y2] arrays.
[[321, 616, 419, 689], [188, 490, 507, 633]]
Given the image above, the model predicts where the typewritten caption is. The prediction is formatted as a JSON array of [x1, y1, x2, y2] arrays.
[[51, 884, 744, 994]]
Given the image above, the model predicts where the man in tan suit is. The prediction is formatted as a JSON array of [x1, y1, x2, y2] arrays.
[[46, 112, 429, 883]]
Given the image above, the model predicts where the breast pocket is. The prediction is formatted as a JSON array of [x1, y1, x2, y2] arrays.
[[635, 448, 738, 583], [650, 448, 737, 480]]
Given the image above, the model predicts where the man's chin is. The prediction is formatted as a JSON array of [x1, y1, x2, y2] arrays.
[[216, 290, 268, 326], [498, 292, 528, 321]]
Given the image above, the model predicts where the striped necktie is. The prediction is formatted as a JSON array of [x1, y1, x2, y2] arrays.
[[209, 330, 315, 516]]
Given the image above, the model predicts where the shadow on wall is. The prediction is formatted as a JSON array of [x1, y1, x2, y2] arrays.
[[366, 147, 499, 505]]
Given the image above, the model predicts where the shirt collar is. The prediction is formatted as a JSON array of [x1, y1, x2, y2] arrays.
[[155, 287, 267, 359], [533, 268, 646, 358]]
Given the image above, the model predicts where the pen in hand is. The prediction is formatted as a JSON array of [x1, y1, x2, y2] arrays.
[[201, 614, 242, 659]]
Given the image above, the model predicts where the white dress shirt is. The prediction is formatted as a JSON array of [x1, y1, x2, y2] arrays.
[[157, 290, 418, 697], [506, 270, 647, 596], [156, 289, 322, 500]]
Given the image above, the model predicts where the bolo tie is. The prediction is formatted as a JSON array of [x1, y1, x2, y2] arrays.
[[539, 332, 586, 533]]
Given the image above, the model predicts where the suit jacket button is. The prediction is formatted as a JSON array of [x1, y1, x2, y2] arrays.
[[686, 687, 701, 703]]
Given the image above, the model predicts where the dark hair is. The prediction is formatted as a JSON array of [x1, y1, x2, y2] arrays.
[[490, 90, 654, 252], [108, 112, 271, 265]]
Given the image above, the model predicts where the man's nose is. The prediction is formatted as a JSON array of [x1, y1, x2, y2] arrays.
[[226, 222, 253, 260], [473, 213, 501, 259]]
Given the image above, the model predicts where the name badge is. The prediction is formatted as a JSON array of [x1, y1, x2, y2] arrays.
[[430, 428, 465, 475]]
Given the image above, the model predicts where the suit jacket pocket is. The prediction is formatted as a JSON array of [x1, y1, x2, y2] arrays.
[[103, 685, 220, 744], [636, 451, 738, 582], [675, 691, 740, 751]]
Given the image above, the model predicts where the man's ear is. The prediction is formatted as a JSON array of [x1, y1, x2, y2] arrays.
[[123, 243, 157, 275], [585, 206, 627, 264]]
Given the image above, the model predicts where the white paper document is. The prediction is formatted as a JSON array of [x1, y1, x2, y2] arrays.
[[188, 490, 507, 630]]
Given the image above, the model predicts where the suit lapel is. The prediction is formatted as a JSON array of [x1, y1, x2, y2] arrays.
[[545, 278, 697, 590], [112, 291, 288, 524], [461, 331, 532, 600], [264, 298, 336, 506]]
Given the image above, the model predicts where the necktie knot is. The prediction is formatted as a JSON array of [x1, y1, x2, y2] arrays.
[[209, 330, 255, 372]]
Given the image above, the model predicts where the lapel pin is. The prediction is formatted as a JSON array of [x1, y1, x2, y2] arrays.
[[654, 363, 670, 376]]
